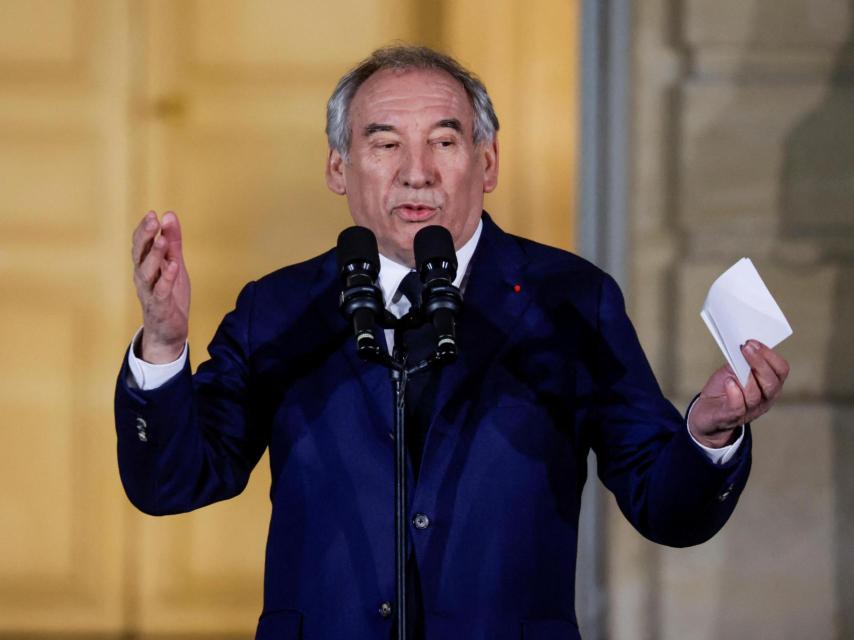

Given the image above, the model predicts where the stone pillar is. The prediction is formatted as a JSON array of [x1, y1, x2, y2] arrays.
[[609, 1, 854, 638]]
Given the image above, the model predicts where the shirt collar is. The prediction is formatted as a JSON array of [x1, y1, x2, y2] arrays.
[[378, 218, 483, 310]]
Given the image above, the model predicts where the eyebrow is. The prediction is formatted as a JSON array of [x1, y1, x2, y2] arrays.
[[362, 118, 464, 137], [363, 123, 396, 136], [436, 118, 462, 133]]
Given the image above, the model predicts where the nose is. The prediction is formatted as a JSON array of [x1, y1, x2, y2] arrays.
[[398, 145, 435, 188]]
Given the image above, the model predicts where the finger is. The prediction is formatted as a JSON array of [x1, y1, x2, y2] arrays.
[[159, 211, 184, 263], [135, 235, 168, 291], [757, 342, 790, 382], [744, 340, 787, 402], [152, 260, 179, 300], [725, 377, 745, 411], [132, 211, 160, 266], [724, 377, 747, 424], [742, 372, 765, 411], [742, 341, 781, 402]]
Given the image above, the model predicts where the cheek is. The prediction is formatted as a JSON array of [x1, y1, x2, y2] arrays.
[[351, 165, 391, 203], [346, 174, 373, 204], [451, 166, 485, 204]]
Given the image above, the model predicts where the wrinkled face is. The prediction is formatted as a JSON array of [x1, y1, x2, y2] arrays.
[[326, 68, 499, 266]]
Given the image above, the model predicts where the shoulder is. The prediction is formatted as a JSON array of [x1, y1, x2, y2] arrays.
[[220, 248, 340, 353], [236, 248, 337, 312], [224, 248, 337, 327], [481, 212, 608, 282], [515, 234, 602, 277], [253, 248, 335, 294], [496, 228, 617, 304]]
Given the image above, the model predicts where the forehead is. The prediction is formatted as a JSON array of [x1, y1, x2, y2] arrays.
[[349, 67, 474, 128]]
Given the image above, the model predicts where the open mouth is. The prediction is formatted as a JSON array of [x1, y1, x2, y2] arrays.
[[393, 204, 439, 222]]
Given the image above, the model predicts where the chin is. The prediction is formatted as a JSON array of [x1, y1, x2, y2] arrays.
[[377, 237, 413, 266]]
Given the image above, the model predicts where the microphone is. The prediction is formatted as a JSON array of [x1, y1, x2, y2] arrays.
[[337, 226, 384, 360], [413, 225, 463, 362]]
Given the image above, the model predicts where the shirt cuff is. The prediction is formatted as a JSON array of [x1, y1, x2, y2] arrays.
[[126, 327, 188, 390], [685, 395, 745, 465]]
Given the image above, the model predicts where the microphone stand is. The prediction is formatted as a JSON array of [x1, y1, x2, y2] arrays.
[[359, 310, 454, 640]]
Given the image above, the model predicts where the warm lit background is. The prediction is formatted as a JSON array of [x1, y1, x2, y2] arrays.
[[0, 0, 577, 635]]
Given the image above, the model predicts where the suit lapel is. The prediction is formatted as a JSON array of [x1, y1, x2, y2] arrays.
[[429, 214, 532, 434]]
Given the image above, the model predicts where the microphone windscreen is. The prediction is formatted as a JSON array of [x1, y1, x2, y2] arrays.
[[337, 226, 379, 273], [414, 225, 457, 272]]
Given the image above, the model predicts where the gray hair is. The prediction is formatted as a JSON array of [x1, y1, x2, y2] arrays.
[[326, 45, 500, 160]]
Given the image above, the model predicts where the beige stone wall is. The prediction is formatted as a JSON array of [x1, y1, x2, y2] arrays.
[[609, 1, 854, 638]]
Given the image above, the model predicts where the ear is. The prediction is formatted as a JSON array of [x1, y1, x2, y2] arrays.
[[325, 148, 347, 195], [481, 137, 499, 194]]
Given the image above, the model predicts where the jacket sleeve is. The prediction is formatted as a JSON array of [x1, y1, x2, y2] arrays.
[[589, 273, 752, 547], [114, 281, 268, 516]]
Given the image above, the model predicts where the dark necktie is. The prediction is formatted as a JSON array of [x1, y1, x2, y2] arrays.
[[396, 271, 432, 639], [396, 272, 441, 480]]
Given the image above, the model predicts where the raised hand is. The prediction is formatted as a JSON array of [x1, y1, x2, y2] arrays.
[[131, 210, 191, 363], [688, 340, 790, 448]]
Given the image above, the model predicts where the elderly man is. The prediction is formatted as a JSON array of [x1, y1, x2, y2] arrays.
[[116, 46, 788, 640]]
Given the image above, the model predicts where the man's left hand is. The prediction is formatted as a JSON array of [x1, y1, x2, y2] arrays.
[[689, 340, 790, 448]]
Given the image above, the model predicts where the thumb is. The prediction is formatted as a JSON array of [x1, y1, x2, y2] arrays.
[[160, 210, 185, 262], [724, 377, 746, 422]]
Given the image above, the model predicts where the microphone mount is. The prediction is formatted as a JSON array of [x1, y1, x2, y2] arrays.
[[336, 224, 464, 640]]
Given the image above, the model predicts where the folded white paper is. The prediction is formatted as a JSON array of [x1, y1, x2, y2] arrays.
[[700, 258, 793, 385]]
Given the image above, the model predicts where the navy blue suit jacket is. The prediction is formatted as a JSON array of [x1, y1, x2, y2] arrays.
[[115, 214, 751, 640]]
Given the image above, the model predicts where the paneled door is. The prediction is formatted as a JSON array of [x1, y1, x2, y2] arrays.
[[0, 0, 133, 633]]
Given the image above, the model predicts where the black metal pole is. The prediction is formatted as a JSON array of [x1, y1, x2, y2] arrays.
[[361, 314, 449, 640], [392, 366, 407, 640]]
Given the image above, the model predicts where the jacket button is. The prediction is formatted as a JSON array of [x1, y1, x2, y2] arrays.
[[379, 601, 393, 618], [412, 513, 430, 530], [136, 417, 148, 442], [718, 484, 734, 501]]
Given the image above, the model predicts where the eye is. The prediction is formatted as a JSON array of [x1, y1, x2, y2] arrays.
[[371, 139, 399, 151], [433, 139, 455, 148]]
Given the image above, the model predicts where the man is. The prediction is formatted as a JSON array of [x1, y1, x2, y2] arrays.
[[116, 46, 788, 640]]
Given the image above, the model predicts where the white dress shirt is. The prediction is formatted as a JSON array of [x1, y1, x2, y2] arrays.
[[126, 217, 742, 463], [377, 219, 481, 352]]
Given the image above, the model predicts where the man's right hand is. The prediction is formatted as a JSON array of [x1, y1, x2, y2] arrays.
[[132, 210, 191, 364]]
